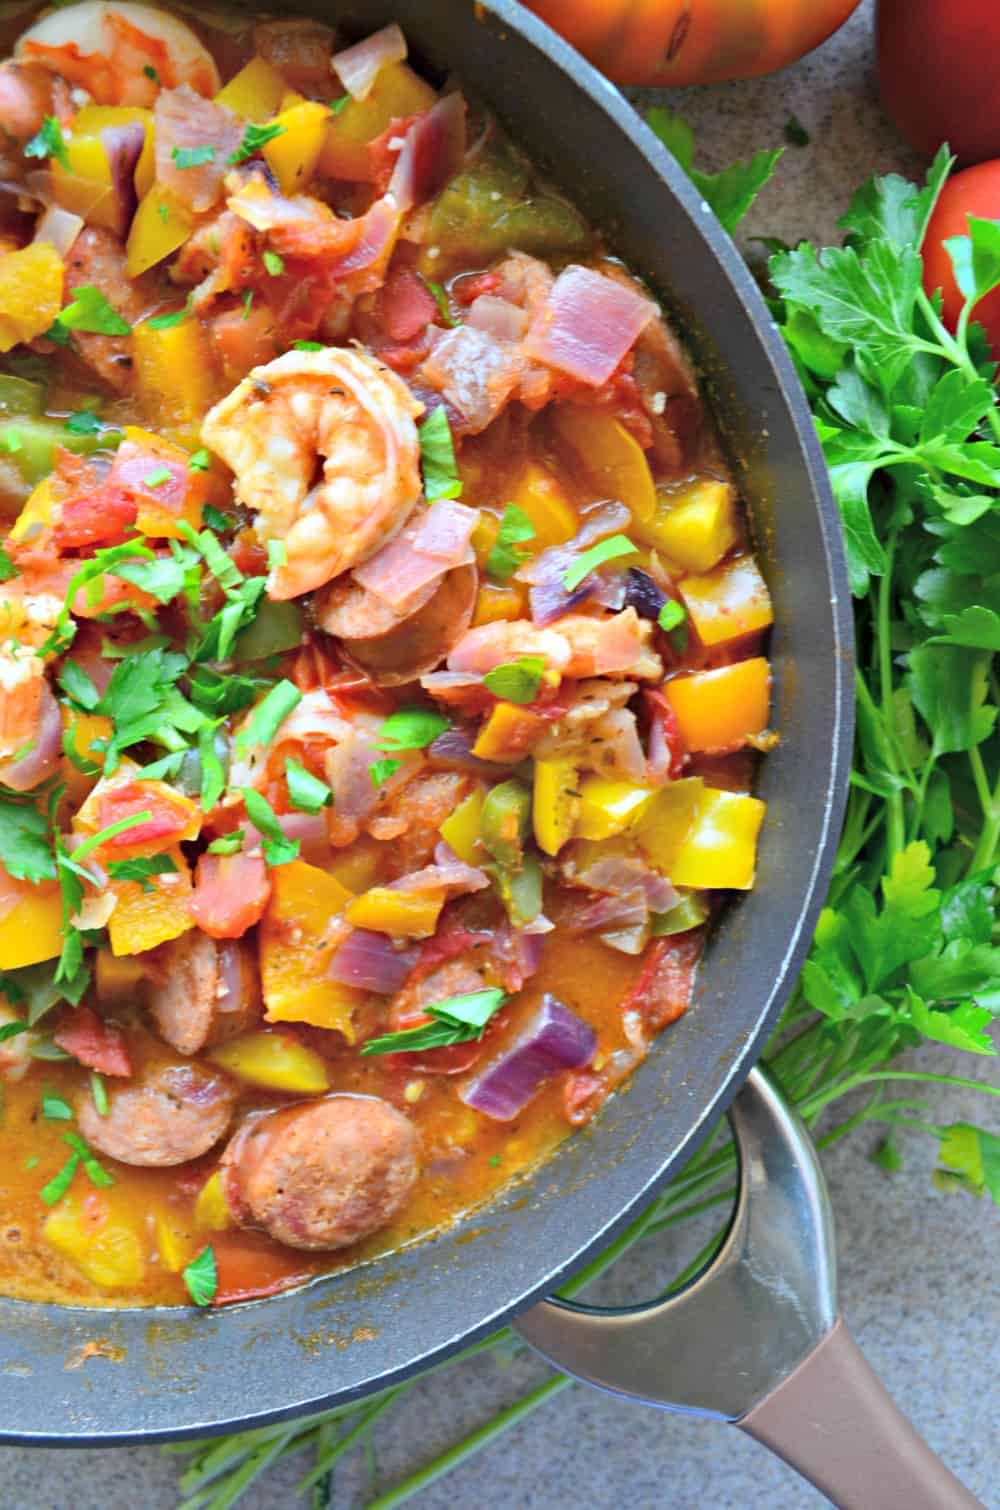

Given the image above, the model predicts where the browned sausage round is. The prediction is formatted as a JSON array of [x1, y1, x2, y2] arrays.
[[313, 573, 439, 641], [337, 565, 477, 687], [147, 931, 260, 1056], [77, 1062, 238, 1167], [220, 1094, 419, 1251]]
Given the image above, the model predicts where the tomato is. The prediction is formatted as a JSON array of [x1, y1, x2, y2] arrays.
[[191, 851, 271, 939], [524, 0, 861, 87], [922, 163, 1000, 357], [877, 0, 1000, 166]]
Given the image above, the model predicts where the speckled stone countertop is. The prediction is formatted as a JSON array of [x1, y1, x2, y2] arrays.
[[2, 2, 998, 1506]]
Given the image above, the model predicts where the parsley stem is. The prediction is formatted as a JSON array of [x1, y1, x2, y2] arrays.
[[801, 1069, 1000, 1122], [967, 742, 1000, 873], [915, 285, 1000, 444], [296, 1391, 402, 1494]]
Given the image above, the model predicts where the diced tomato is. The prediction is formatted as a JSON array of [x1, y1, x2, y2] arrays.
[[621, 929, 704, 1035], [229, 528, 269, 578], [191, 851, 271, 939], [644, 688, 686, 779], [381, 268, 437, 343], [95, 780, 197, 853], [208, 302, 280, 387], [562, 1069, 608, 1126], [211, 1230, 317, 1306], [54, 483, 138, 549], [453, 270, 503, 305], [366, 113, 421, 193], [53, 1004, 133, 1077]]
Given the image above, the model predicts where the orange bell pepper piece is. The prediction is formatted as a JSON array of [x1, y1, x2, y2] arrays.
[[665, 657, 771, 753]]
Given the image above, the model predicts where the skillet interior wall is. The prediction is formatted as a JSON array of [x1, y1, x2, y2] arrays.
[[0, 0, 853, 1444]]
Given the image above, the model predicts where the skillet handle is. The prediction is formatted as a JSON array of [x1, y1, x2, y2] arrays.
[[514, 1067, 983, 1510], [740, 1316, 982, 1509]]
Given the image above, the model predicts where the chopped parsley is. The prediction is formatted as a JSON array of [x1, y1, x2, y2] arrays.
[[0, 797, 57, 884], [53, 286, 131, 338], [242, 289, 254, 320], [266, 539, 287, 569], [240, 788, 299, 867], [40, 1151, 79, 1206], [482, 655, 546, 705], [657, 599, 686, 632], [107, 854, 178, 893], [41, 1092, 72, 1121], [189, 448, 211, 473], [293, 340, 323, 352], [90, 1071, 108, 1116], [171, 144, 216, 169], [562, 535, 637, 592], [64, 1131, 113, 1187], [228, 122, 286, 165], [148, 299, 193, 331], [418, 407, 462, 502], [485, 503, 535, 582], [285, 757, 331, 815], [142, 465, 173, 489], [426, 279, 455, 327], [262, 250, 285, 277], [24, 115, 69, 170], [370, 756, 401, 789], [183, 1244, 217, 1306], [0, 546, 18, 583], [330, 94, 350, 117], [375, 707, 450, 751], [207, 830, 244, 856], [143, 63, 160, 83], [362, 988, 507, 1055], [64, 410, 103, 435], [236, 679, 301, 754]]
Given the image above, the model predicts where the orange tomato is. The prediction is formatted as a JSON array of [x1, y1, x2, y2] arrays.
[[523, 0, 861, 87]]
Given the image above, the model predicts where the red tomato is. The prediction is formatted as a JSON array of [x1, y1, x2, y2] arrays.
[[922, 163, 1000, 356], [191, 851, 271, 939], [877, 0, 1000, 166], [53, 1004, 133, 1077]]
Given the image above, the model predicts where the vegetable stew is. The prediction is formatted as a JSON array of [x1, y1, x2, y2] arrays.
[[0, 3, 773, 1307]]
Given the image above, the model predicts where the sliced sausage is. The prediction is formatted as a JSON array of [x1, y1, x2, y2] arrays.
[[147, 931, 261, 1056], [62, 227, 154, 394], [338, 564, 477, 687], [220, 1094, 419, 1251], [77, 1062, 238, 1167], [313, 572, 438, 641]]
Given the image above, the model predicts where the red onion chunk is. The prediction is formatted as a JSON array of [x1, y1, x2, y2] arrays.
[[489, 918, 545, 991], [100, 119, 145, 235], [389, 860, 489, 897], [466, 294, 527, 343], [333, 23, 407, 100], [328, 928, 417, 993], [109, 440, 188, 516], [0, 679, 61, 791], [518, 503, 631, 626], [389, 91, 466, 213], [353, 501, 477, 614], [33, 203, 83, 257], [461, 995, 597, 1121], [329, 195, 400, 277], [245, 810, 329, 865], [419, 325, 525, 434], [579, 856, 677, 914], [427, 726, 511, 781], [524, 265, 656, 386]]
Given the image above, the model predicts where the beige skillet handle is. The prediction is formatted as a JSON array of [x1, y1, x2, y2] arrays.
[[740, 1317, 984, 1510]]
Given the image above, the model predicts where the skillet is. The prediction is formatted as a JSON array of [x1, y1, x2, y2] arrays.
[[0, 0, 853, 1449]]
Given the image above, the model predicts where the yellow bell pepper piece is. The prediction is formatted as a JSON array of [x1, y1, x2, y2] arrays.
[[439, 786, 485, 865], [60, 708, 112, 808], [533, 756, 580, 856], [509, 461, 577, 550], [43, 1190, 146, 1290], [95, 947, 148, 1003], [154, 1211, 196, 1273], [260, 859, 361, 1037], [0, 874, 63, 969], [73, 105, 155, 197], [214, 55, 286, 119], [132, 319, 215, 429], [552, 406, 655, 521], [126, 183, 193, 277], [473, 703, 547, 764], [323, 837, 382, 894], [575, 777, 656, 840], [670, 789, 766, 890], [321, 62, 437, 179], [263, 100, 331, 194], [679, 556, 774, 647], [0, 243, 65, 353], [194, 1170, 233, 1232], [210, 1030, 330, 1094], [53, 107, 155, 227], [9, 476, 57, 545], [665, 658, 771, 754], [636, 778, 706, 876], [634, 477, 739, 573], [345, 887, 445, 939], [473, 583, 526, 625], [108, 846, 193, 956]]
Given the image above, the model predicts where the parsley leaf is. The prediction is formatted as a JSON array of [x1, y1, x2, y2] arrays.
[[207, 830, 244, 855], [228, 122, 285, 164], [285, 757, 331, 815], [418, 407, 462, 502], [107, 854, 178, 893], [0, 798, 56, 884], [240, 788, 299, 866], [183, 1244, 218, 1306], [172, 144, 216, 169], [54, 286, 131, 337], [362, 988, 506, 1055], [262, 250, 284, 276], [562, 534, 637, 591], [41, 1092, 72, 1121], [482, 656, 545, 705], [370, 756, 401, 788], [485, 503, 535, 581], [375, 707, 450, 751], [646, 106, 782, 235], [189, 448, 211, 472], [236, 679, 301, 754], [148, 299, 193, 331], [64, 410, 103, 436], [24, 115, 69, 170]]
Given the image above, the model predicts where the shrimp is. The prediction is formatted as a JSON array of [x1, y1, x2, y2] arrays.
[[201, 348, 424, 600], [15, 1, 219, 107], [0, 61, 73, 147], [447, 608, 663, 682]]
